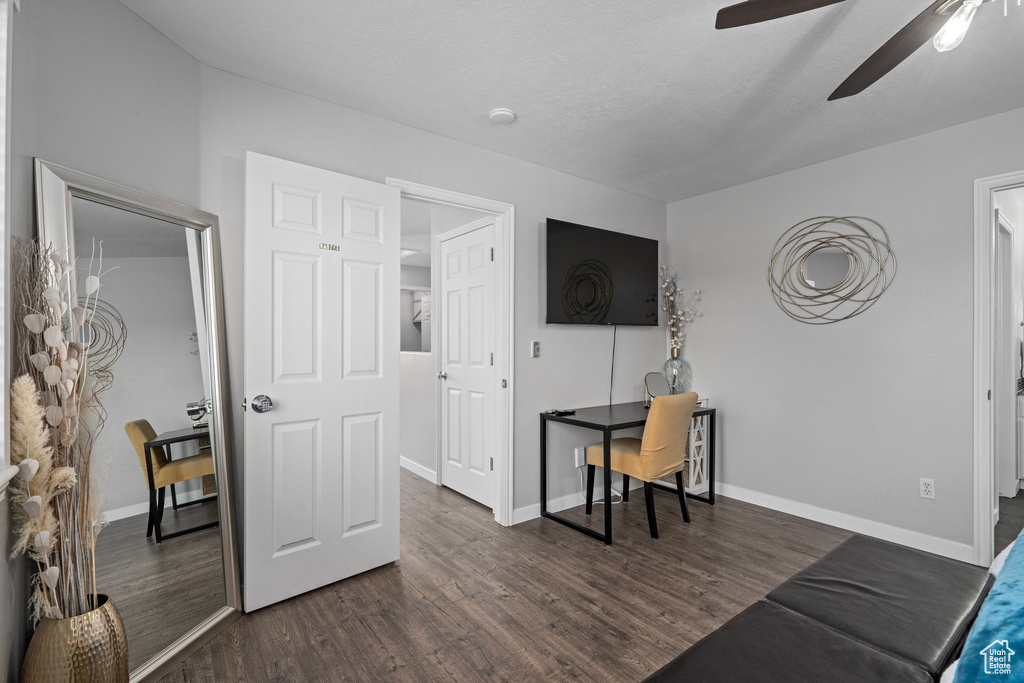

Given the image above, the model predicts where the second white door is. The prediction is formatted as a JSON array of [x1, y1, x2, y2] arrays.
[[439, 218, 496, 508]]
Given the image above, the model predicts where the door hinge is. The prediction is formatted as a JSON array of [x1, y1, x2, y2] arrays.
[[502, 379, 507, 388], [242, 397, 247, 411], [490, 352, 494, 366], [988, 389, 992, 400], [490, 457, 494, 471], [490, 247, 494, 262]]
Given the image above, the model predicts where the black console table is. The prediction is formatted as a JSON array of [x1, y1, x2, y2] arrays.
[[540, 401, 716, 545]]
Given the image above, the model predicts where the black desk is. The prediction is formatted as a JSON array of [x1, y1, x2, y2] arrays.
[[540, 401, 717, 545], [143, 427, 216, 543]]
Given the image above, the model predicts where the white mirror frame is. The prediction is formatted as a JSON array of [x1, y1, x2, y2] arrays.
[[34, 159, 241, 682]]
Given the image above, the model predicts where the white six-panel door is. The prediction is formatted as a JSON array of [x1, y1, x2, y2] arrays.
[[243, 152, 400, 611], [439, 219, 495, 508]]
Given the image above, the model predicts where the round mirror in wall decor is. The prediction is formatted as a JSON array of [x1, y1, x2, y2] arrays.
[[767, 216, 897, 325]]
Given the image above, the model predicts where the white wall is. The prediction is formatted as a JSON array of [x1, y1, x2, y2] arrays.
[[401, 265, 430, 288], [94, 257, 206, 518], [666, 106, 1024, 559], [6, 0, 202, 674], [197, 65, 668, 519], [9, 0, 200, 238], [400, 352, 436, 478]]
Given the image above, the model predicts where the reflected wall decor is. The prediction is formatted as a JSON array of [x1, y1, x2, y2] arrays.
[[767, 216, 897, 325]]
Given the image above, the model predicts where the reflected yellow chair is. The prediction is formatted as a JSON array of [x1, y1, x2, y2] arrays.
[[585, 392, 699, 538], [125, 419, 215, 542]]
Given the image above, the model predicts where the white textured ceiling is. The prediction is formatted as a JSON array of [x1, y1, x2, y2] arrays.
[[119, 0, 1024, 203]]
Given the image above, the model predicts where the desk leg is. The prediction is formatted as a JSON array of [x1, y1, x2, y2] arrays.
[[540, 417, 613, 545], [708, 411, 716, 506], [603, 430, 612, 545], [540, 415, 548, 515]]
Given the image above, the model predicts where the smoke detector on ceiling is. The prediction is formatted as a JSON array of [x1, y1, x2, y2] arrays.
[[489, 108, 516, 124]]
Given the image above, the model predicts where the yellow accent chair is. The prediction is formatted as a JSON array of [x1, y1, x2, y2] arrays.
[[125, 419, 216, 542], [585, 392, 699, 538]]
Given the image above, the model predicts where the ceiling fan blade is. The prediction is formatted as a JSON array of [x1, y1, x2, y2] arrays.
[[829, 0, 964, 100], [716, 0, 846, 29]]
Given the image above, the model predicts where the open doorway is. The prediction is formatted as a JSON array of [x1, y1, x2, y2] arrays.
[[994, 186, 1024, 554], [974, 174, 1024, 564], [391, 179, 516, 526]]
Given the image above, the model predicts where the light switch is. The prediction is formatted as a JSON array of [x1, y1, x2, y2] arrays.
[[531, 341, 540, 358]]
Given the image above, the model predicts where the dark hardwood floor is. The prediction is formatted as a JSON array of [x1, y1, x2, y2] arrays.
[[96, 498, 224, 671], [160, 470, 850, 682], [995, 489, 1024, 555]]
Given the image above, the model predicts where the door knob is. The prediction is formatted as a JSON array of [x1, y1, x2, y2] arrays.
[[437, 371, 448, 380], [251, 395, 274, 413]]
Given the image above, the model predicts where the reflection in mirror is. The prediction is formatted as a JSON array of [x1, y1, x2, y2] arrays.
[[34, 156, 239, 683], [70, 197, 225, 672], [400, 288, 431, 352], [802, 247, 850, 290], [644, 371, 670, 407]]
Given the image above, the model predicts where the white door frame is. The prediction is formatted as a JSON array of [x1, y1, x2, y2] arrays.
[[973, 170, 1024, 565], [386, 178, 515, 526]]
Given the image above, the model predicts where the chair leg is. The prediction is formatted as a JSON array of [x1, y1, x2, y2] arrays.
[[146, 489, 157, 538], [585, 464, 595, 515], [644, 482, 659, 539], [675, 471, 691, 524], [621, 475, 630, 502]]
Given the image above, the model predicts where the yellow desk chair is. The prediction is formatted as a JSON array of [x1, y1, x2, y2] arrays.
[[125, 419, 216, 542], [585, 391, 699, 538]]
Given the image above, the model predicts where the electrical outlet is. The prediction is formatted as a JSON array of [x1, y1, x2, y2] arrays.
[[574, 446, 586, 469], [531, 340, 541, 358], [920, 478, 935, 499]]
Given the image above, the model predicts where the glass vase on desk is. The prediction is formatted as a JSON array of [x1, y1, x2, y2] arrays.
[[663, 347, 692, 394]]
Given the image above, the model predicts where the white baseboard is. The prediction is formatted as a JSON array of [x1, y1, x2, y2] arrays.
[[512, 472, 643, 526], [400, 456, 437, 483], [512, 491, 587, 525], [103, 488, 210, 524], [718, 483, 975, 563]]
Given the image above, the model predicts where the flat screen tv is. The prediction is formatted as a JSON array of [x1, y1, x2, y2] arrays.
[[546, 219, 658, 326]]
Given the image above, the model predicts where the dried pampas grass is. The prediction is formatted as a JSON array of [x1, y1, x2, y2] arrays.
[[9, 376, 57, 562], [49, 467, 78, 494]]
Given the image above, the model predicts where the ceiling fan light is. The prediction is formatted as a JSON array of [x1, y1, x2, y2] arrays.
[[933, 0, 982, 52]]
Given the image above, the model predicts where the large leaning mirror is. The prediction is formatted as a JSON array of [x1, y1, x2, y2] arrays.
[[34, 159, 240, 682]]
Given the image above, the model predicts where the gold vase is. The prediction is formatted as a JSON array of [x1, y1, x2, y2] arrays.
[[21, 594, 129, 683]]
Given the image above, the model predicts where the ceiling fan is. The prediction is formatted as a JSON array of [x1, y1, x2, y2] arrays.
[[716, 0, 995, 100]]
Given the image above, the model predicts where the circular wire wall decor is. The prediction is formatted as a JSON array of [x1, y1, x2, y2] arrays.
[[767, 216, 896, 325], [560, 259, 614, 323]]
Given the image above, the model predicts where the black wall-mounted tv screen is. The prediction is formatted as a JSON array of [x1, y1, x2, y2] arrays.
[[546, 219, 658, 326]]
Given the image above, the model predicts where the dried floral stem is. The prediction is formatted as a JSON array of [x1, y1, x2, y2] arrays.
[[660, 266, 701, 351], [10, 237, 121, 622]]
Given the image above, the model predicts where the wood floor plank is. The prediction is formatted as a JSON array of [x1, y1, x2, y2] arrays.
[[161, 469, 853, 682]]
